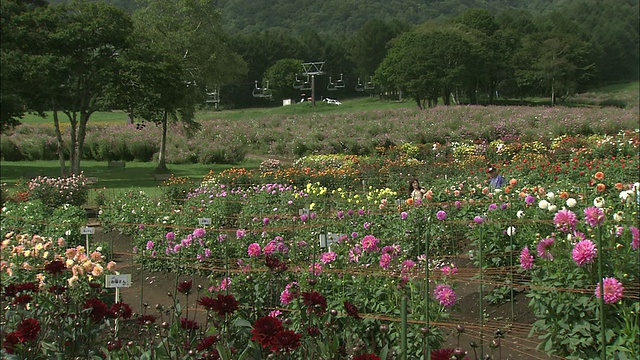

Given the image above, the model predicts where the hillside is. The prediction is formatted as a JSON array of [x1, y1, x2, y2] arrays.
[[46, 0, 590, 33]]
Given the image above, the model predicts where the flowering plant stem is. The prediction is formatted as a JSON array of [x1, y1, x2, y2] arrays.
[[596, 226, 606, 360]]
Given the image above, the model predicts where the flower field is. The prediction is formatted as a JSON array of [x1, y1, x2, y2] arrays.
[[1, 119, 639, 359]]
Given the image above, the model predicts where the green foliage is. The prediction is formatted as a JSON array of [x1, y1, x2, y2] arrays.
[[43, 204, 87, 246], [162, 175, 198, 204], [1, 200, 51, 236], [0, 135, 23, 161]]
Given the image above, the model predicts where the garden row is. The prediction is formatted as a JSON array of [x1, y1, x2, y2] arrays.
[[1, 129, 638, 359]]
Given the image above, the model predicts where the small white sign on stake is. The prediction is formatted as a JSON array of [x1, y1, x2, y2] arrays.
[[81, 227, 95, 235], [198, 218, 211, 226], [319, 233, 345, 248], [105, 274, 132, 288], [299, 208, 310, 216]]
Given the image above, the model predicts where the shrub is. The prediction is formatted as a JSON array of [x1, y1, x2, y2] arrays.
[[0, 135, 23, 161], [598, 98, 626, 109], [27, 173, 89, 208]]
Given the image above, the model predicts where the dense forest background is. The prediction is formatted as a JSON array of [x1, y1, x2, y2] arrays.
[[46, 0, 634, 34], [6, 0, 639, 113]]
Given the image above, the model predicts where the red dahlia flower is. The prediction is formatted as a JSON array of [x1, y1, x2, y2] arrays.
[[180, 317, 199, 330], [301, 291, 327, 315], [109, 302, 133, 319], [15, 318, 41, 342], [196, 335, 220, 351], [199, 293, 239, 316], [83, 298, 109, 322], [251, 316, 284, 348], [44, 260, 66, 274], [177, 280, 193, 295], [270, 329, 302, 352], [343, 300, 361, 319]]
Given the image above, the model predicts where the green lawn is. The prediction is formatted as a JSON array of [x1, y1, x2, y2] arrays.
[[0, 159, 262, 201], [19, 96, 411, 125]]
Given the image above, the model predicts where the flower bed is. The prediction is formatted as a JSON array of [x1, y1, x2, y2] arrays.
[[2, 130, 639, 359]]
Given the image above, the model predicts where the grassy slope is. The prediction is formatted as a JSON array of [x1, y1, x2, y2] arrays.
[[5, 81, 638, 198]]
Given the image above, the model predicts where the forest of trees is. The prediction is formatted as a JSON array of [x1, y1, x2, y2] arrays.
[[44, 0, 638, 108], [3, 0, 639, 120]]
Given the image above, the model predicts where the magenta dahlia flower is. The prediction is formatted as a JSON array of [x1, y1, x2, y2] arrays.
[[584, 206, 605, 227], [595, 277, 624, 304], [630, 226, 639, 250], [553, 209, 577, 233], [572, 239, 597, 266], [519, 247, 534, 270], [433, 284, 457, 307], [536, 237, 555, 260]]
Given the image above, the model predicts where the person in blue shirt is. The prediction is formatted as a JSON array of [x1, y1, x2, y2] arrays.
[[488, 167, 505, 189]]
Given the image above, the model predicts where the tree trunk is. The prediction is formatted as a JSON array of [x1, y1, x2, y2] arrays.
[[414, 96, 422, 109], [551, 77, 556, 106], [52, 105, 67, 177], [155, 110, 169, 172], [68, 112, 78, 175], [443, 89, 451, 106], [73, 111, 89, 175], [489, 78, 496, 104]]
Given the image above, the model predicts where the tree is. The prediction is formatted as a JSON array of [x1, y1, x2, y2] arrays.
[[375, 31, 437, 109], [376, 26, 472, 108], [9, 1, 133, 175], [349, 19, 410, 80], [133, 0, 247, 171], [515, 32, 595, 105], [453, 9, 516, 103], [0, 0, 50, 132], [263, 59, 304, 101]]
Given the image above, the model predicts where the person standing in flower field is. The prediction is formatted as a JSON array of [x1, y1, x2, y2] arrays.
[[409, 178, 427, 202], [487, 167, 506, 189]]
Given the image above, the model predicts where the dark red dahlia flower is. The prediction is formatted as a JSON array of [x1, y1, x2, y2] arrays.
[[353, 354, 382, 360], [198, 296, 216, 309], [44, 260, 66, 275], [211, 294, 238, 316], [302, 291, 327, 315], [110, 302, 133, 319], [180, 317, 199, 330], [4, 283, 18, 298], [16, 282, 38, 293], [430, 348, 455, 360], [265, 256, 287, 272], [250, 316, 284, 348], [136, 314, 157, 326], [15, 318, 40, 342], [12, 294, 33, 306], [270, 329, 302, 352], [177, 280, 193, 295], [196, 335, 219, 351], [343, 300, 361, 319], [83, 298, 109, 322], [3, 332, 20, 354]]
